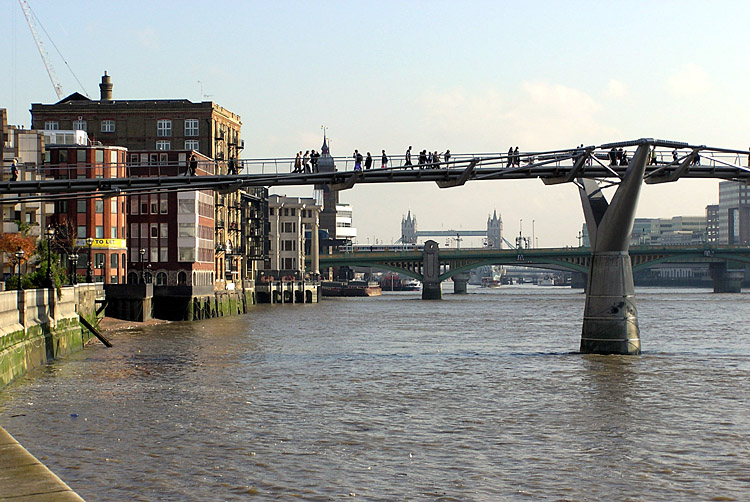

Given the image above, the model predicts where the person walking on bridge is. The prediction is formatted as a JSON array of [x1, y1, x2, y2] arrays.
[[311, 149, 319, 172], [405, 146, 412, 168], [188, 154, 198, 176], [418, 149, 427, 168], [365, 152, 372, 169], [507, 147, 513, 167], [354, 150, 363, 171], [514, 146, 520, 166], [444, 150, 451, 166], [293, 151, 302, 173], [10, 160, 18, 181], [303, 150, 310, 173], [381, 150, 388, 169]]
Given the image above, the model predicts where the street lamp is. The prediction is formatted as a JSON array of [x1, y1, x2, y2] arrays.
[[69, 252, 78, 285], [15, 248, 24, 290], [46, 225, 55, 288], [86, 237, 94, 283], [139, 248, 146, 283]]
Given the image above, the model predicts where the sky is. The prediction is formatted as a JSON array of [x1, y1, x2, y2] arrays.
[[3, 0, 750, 247]]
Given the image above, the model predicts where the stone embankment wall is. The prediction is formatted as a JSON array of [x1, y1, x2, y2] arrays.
[[0, 284, 100, 390]]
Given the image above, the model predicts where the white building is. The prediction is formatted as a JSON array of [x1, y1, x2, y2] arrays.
[[265, 195, 322, 278], [335, 203, 357, 242]]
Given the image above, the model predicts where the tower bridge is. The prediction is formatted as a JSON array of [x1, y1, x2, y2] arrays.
[[5, 138, 750, 355]]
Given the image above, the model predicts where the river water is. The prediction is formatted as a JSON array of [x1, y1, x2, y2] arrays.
[[1, 285, 749, 501]]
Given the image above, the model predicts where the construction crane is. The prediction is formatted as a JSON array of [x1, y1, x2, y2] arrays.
[[18, 0, 63, 99]]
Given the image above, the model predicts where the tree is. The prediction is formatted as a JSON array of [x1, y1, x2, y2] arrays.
[[0, 232, 36, 264]]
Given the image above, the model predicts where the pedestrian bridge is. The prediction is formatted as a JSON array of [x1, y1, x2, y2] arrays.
[[313, 244, 750, 293]]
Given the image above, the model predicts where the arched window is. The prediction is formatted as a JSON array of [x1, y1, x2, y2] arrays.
[[177, 271, 187, 285], [156, 271, 167, 286], [127, 271, 139, 284]]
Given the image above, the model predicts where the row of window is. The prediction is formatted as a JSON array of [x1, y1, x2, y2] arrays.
[[269, 207, 316, 218], [44, 118, 200, 136], [156, 140, 200, 151]]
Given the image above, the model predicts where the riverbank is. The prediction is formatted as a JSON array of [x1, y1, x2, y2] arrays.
[[0, 426, 86, 501]]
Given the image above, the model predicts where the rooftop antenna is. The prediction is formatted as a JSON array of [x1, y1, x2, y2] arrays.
[[197, 80, 212, 101]]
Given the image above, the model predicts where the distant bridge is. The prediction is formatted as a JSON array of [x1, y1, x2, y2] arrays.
[[313, 244, 750, 287]]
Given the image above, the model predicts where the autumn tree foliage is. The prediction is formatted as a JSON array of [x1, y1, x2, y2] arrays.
[[0, 233, 36, 264]]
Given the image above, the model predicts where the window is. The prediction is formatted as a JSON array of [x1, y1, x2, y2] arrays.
[[185, 119, 199, 136], [160, 223, 168, 238], [111, 199, 118, 214], [44, 121, 59, 130], [95, 253, 105, 267], [159, 194, 168, 214], [185, 140, 199, 151], [95, 150, 104, 163], [157, 119, 172, 137], [111, 226, 117, 238], [95, 199, 104, 213], [110, 253, 119, 269], [72, 119, 87, 132], [269, 208, 274, 216], [77, 225, 87, 238], [156, 141, 171, 151], [101, 120, 115, 133], [96, 226, 104, 238], [58, 200, 68, 212], [156, 271, 167, 286], [77, 200, 86, 213]]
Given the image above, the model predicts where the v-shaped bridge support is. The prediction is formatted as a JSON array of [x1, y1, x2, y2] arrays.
[[578, 141, 651, 354]]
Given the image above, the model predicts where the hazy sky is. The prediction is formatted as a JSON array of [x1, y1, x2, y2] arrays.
[[3, 0, 749, 247]]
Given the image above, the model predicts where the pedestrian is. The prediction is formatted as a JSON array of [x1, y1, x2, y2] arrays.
[[381, 150, 388, 169], [227, 156, 237, 175], [10, 160, 18, 181], [311, 149, 319, 172], [617, 147, 623, 164], [365, 152, 373, 169], [418, 149, 427, 168], [354, 150, 363, 171], [189, 154, 198, 176], [427, 150, 433, 167], [514, 146, 520, 166], [507, 147, 513, 167], [444, 149, 451, 166], [672, 150, 678, 163], [619, 150, 628, 166], [650, 147, 658, 165], [294, 151, 302, 173], [303, 150, 310, 173], [433, 151, 440, 168], [405, 146, 413, 168]]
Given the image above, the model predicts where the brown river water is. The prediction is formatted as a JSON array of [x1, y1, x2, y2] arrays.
[[1, 285, 749, 501]]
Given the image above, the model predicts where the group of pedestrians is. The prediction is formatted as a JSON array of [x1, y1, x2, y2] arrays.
[[292, 150, 320, 173], [353, 149, 389, 170], [506, 146, 521, 167], [404, 146, 451, 169], [608, 147, 629, 166]]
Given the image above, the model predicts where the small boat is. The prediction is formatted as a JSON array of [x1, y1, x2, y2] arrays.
[[538, 276, 555, 286], [401, 278, 421, 291], [481, 277, 502, 288]]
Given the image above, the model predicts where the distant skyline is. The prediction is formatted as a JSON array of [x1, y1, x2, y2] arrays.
[[3, 0, 749, 246]]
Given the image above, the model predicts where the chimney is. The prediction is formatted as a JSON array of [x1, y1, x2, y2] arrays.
[[99, 71, 113, 101]]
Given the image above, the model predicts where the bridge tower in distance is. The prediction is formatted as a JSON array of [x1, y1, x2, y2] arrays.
[[315, 132, 338, 248], [487, 210, 503, 248], [402, 210, 418, 244]]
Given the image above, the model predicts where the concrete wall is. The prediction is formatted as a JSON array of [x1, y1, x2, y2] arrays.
[[0, 284, 100, 390]]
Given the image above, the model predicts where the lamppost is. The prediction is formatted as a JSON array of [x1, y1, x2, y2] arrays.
[[86, 237, 94, 283], [46, 225, 55, 288], [15, 248, 24, 290], [69, 252, 78, 285], [139, 248, 145, 283]]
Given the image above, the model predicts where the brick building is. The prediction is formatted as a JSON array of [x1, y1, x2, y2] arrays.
[[45, 142, 128, 284], [125, 150, 215, 287], [31, 72, 242, 161]]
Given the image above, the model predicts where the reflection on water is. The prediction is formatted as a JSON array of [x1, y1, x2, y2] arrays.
[[1, 286, 749, 501]]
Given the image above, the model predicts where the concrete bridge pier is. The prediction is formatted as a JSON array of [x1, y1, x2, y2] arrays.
[[709, 262, 744, 293], [422, 240, 442, 300], [452, 273, 470, 294], [578, 141, 651, 355]]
